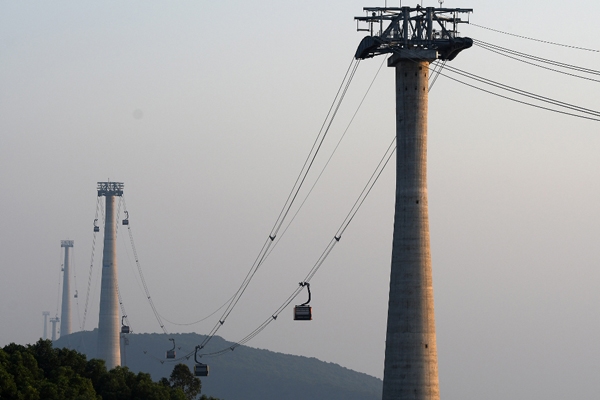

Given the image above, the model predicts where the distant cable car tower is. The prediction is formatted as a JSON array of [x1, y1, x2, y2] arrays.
[[354, 6, 472, 400], [60, 240, 74, 337], [50, 315, 60, 341], [96, 181, 124, 370], [42, 311, 50, 340]]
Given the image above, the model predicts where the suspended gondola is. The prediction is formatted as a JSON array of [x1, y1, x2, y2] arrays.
[[166, 338, 176, 359], [122, 210, 129, 226], [121, 316, 130, 334], [194, 346, 209, 377], [93, 218, 100, 233], [294, 282, 312, 321]]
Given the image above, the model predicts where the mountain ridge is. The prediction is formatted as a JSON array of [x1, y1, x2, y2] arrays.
[[55, 330, 382, 400]]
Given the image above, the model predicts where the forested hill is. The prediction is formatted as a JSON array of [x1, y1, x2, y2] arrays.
[[55, 331, 382, 400]]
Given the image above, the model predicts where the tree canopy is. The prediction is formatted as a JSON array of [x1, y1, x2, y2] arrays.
[[0, 340, 220, 400]]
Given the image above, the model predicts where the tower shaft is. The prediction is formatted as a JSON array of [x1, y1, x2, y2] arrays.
[[42, 312, 49, 340], [50, 317, 59, 341], [382, 57, 439, 400], [60, 240, 74, 337], [97, 194, 121, 369]]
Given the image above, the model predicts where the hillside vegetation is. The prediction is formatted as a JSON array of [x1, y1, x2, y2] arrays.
[[0, 339, 219, 400]]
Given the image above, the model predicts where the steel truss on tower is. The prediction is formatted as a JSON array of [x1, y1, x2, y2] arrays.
[[354, 6, 473, 60], [97, 182, 124, 197]]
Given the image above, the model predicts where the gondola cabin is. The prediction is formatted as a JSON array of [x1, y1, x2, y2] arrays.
[[166, 349, 176, 359], [121, 325, 130, 334], [294, 305, 312, 321], [194, 363, 209, 377], [94, 226, 100, 232], [122, 219, 129, 225]]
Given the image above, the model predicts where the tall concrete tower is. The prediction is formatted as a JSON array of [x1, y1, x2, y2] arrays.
[[42, 311, 50, 340], [60, 240, 74, 337], [50, 316, 59, 341], [96, 181, 124, 370], [354, 7, 472, 399]]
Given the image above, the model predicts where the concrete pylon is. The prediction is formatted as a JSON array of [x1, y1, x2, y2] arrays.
[[50, 316, 59, 341], [42, 311, 50, 340], [60, 240, 74, 337], [382, 54, 439, 400], [96, 181, 123, 370]]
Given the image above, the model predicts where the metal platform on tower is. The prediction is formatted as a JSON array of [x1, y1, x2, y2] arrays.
[[354, 6, 472, 61]]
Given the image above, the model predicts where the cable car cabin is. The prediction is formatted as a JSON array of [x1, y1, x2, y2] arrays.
[[94, 226, 100, 232], [121, 325, 130, 334], [294, 305, 312, 321], [166, 349, 176, 359], [194, 363, 209, 377], [122, 218, 129, 225]]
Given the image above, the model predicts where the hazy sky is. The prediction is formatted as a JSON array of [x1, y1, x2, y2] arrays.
[[1, 1, 599, 399]]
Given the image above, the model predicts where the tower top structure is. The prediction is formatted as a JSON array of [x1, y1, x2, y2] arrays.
[[97, 182, 124, 197], [354, 6, 473, 61], [61, 240, 74, 248]]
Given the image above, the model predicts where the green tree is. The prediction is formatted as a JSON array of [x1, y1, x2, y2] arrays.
[[1, 339, 192, 400], [169, 364, 201, 400]]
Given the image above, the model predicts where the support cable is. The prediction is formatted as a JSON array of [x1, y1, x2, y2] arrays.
[[157, 293, 235, 326], [122, 196, 168, 335], [190, 136, 397, 359], [55, 247, 62, 318], [116, 282, 131, 331], [473, 40, 600, 82], [72, 247, 82, 332], [469, 23, 600, 52], [436, 64, 600, 121], [171, 57, 442, 361], [441, 63, 600, 117], [266, 56, 386, 259], [195, 57, 362, 352], [81, 197, 101, 330], [185, 62, 481, 360], [158, 57, 377, 331], [429, 60, 447, 91], [115, 198, 131, 330]]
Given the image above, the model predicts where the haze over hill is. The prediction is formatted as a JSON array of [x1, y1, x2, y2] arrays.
[[55, 331, 382, 400]]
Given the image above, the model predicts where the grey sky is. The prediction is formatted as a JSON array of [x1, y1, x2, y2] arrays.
[[1, 1, 599, 399]]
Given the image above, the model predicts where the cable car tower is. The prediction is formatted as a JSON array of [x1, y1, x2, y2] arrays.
[[60, 240, 74, 337], [96, 181, 124, 370], [354, 6, 472, 400], [42, 311, 50, 340], [50, 315, 59, 341]]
